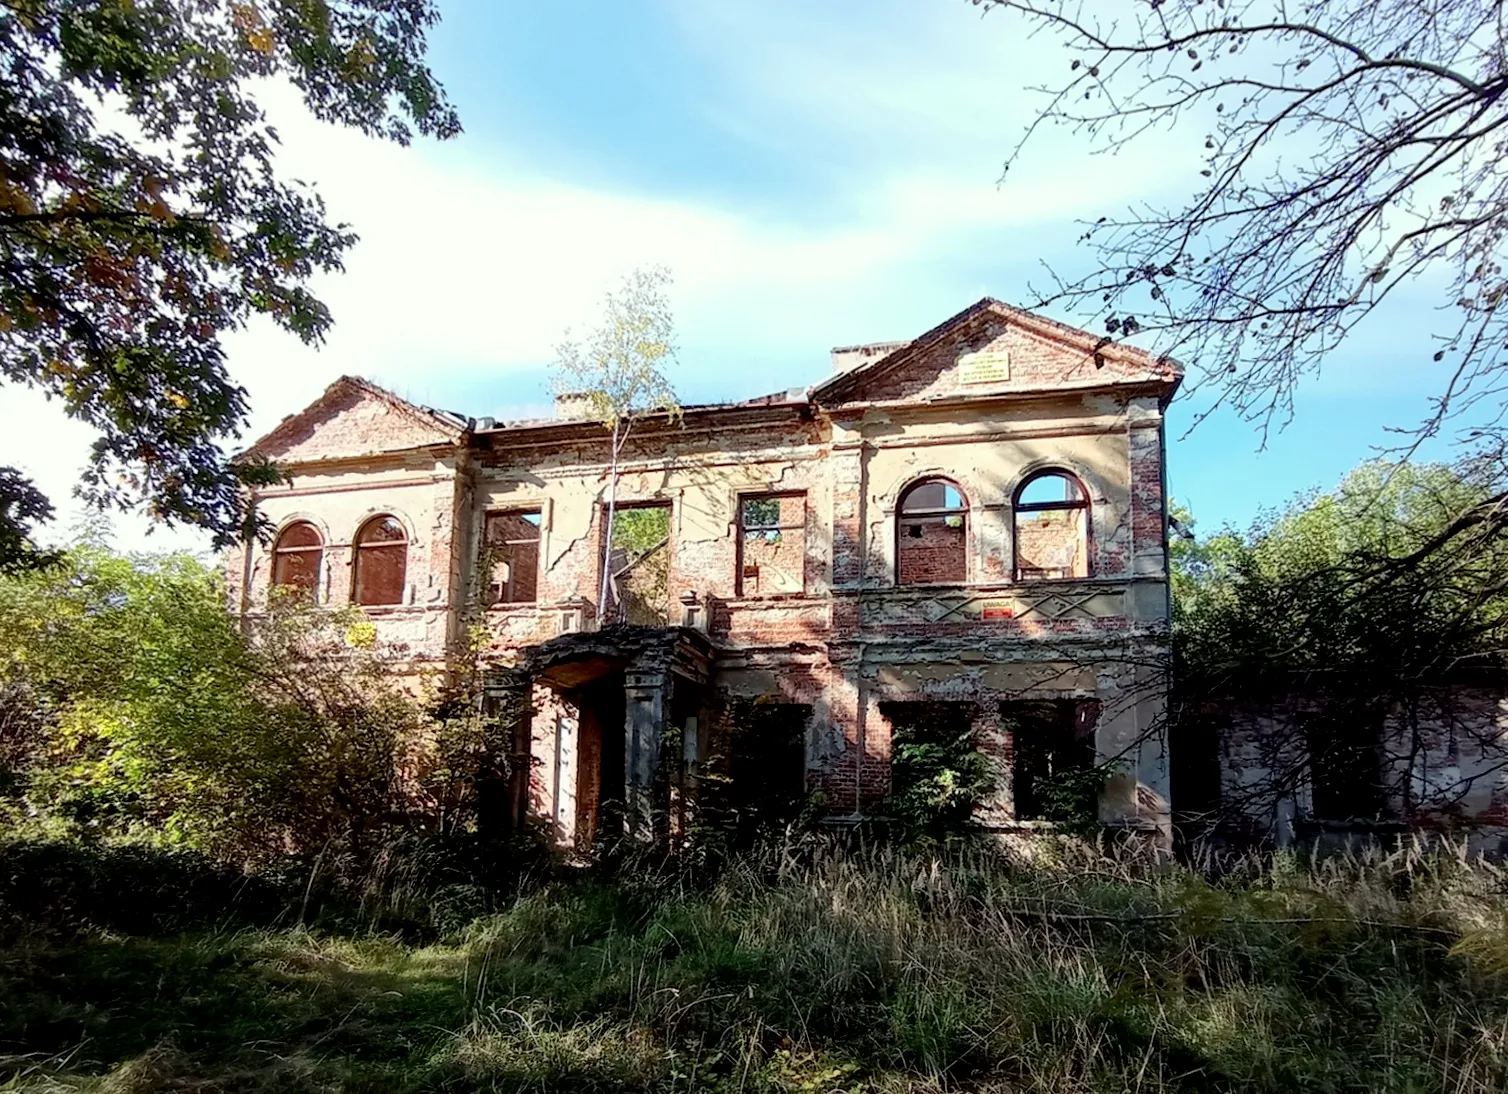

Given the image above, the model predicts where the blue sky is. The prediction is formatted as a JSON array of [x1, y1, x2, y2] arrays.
[[0, 0, 1456, 550]]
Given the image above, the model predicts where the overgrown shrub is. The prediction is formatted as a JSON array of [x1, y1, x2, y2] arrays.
[[0, 542, 508, 867], [1172, 459, 1508, 834], [883, 702, 994, 843]]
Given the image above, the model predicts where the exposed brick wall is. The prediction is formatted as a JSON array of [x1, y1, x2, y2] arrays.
[[739, 534, 804, 595], [230, 300, 1181, 844], [1216, 687, 1508, 852], [712, 600, 830, 646], [1016, 510, 1088, 578], [484, 509, 542, 604], [1127, 406, 1167, 577], [830, 444, 865, 588], [850, 314, 1164, 405], [257, 379, 458, 464], [575, 701, 603, 845], [896, 519, 967, 584], [739, 493, 807, 596]]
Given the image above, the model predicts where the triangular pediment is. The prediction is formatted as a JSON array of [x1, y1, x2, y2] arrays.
[[813, 299, 1181, 406], [245, 376, 465, 464]]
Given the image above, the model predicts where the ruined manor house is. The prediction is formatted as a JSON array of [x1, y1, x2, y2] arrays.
[[228, 299, 1180, 848]]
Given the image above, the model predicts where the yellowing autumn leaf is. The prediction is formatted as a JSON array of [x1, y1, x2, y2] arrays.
[[231, 3, 276, 54]]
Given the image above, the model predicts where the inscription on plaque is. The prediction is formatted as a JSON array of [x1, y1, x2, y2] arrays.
[[957, 349, 1011, 384], [980, 599, 1015, 620]]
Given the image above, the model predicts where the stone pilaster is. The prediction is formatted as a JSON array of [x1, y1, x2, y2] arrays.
[[623, 662, 667, 841]]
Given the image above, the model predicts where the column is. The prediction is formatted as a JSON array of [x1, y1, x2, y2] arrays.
[[623, 663, 667, 841], [973, 704, 1013, 828]]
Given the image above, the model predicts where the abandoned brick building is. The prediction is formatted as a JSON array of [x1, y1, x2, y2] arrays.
[[228, 299, 1181, 847]]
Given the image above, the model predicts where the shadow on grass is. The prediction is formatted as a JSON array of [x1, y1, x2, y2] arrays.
[[0, 840, 294, 938], [0, 928, 471, 1088], [3, 839, 1507, 1093]]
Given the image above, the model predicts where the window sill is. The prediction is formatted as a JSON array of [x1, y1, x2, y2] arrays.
[[880, 576, 1132, 593], [242, 602, 431, 615]]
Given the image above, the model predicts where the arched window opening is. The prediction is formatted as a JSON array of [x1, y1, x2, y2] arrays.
[[271, 521, 323, 600], [896, 478, 968, 585], [353, 515, 408, 606], [1014, 471, 1090, 581]]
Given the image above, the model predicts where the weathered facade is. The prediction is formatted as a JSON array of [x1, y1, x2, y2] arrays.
[[1179, 687, 1508, 855], [228, 299, 1182, 848]]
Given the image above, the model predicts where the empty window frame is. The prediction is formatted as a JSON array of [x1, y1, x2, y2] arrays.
[[1014, 470, 1091, 581], [1006, 699, 1098, 822], [485, 509, 542, 604], [1302, 709, 1386, 821], [605, 503, 672, 625], [738, 493, 806, 597], [271, 521, 323, 600], [881, 701, 984, 830], [896, 478, 968, 585], [352, 515, 408, 606]]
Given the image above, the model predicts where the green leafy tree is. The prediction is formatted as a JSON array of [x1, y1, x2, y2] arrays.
[[1174, 460, 1508, 827], [0, 542, 498, 863], [883, 703, 995, 844], [0, 1, 459, 566], [554, 267, 681, 620]]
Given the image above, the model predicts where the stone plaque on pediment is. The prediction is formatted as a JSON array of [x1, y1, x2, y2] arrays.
[[957, 349, 1011, 385]]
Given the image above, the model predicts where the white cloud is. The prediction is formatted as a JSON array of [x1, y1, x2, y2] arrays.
[[0, 0, 1199, 555]]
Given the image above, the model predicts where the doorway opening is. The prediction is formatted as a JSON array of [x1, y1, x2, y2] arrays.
[[571, 673, 627, 848], [721, 699, 809, 844]]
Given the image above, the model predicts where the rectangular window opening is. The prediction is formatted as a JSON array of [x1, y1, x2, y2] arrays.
[[606, 503, 672, 625], [485, 509, 542, 605], [1302, 710, 1386, 821], [738, 493, 807, 597], [1006, 699, 1098, 821], [881, 701, 986, 828]]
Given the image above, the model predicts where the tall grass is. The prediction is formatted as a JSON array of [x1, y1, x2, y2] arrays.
[[3, 835, 1507, 1092]]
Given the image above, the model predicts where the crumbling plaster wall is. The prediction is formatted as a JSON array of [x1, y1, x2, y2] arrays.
[[1391, 690, 1508, 831], [256, 383, 457, 462], [813, 388, 1172, 830], [470, 412, 832, 652], [467, 386, 1173, 835], [1217, 688, 1508, 853], [528, 684, 577, 847], [854, 396, 1134, 586], [228, 449, 466, 669], [851, 312, 1167, 405]]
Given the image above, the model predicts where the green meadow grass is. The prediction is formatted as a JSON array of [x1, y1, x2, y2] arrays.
[[2, 836, 1507, 1092]]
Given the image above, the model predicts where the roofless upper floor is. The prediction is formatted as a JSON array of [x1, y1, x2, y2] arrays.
[[247, 298, 1180, 462], [229, 300, 1181, 657]]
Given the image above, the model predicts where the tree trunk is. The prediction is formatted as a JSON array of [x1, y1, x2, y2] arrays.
[[598, 419, 621, 621]]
